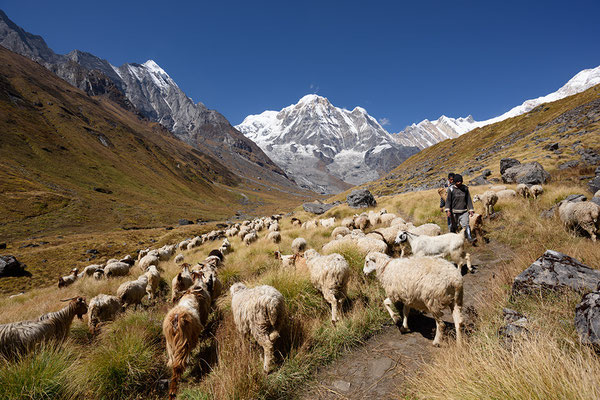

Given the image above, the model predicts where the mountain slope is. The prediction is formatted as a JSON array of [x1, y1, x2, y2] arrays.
[[0, 46, 304, 242], [394, 65, 600, 149], [236, 94, 418, 194], [358, 84, 600, 196], [0, 10, 293, 189]]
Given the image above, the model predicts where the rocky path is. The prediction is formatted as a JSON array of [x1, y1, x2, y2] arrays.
[[301, 241, 514, 399]]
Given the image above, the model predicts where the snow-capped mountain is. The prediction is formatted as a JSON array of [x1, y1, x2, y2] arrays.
[[236, 95, 418, 193], [0, 10, 291, 187], [395, 65, 600, 149]]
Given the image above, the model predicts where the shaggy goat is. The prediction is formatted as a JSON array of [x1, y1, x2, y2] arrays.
[[145, 265, 161, 300], [395, 231, 472, 272], [363, 252, 463, 346], [104, 261, 132, 278], [243, 231, 258, 246], [230, 283, 288, 373], [304, 249, 350, 325], [0, 297, 88, 358], [171, 263, 194, 303], [163, 277, 212, 399], [87, 294, 121, 333], [274, 251, 299, 268]]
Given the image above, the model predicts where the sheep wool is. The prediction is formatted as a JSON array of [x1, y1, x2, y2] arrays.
[[230, 283, 288, 373], [87, 294, 121, 333], [363, 252, 463, 346], [304, 249, 350, 325], [558, 201, 600, 241], [291, 237, 307, 254]]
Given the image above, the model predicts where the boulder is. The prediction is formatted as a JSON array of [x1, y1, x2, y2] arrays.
[[0, 255, 30, 277], [588, 176, 600, 195], [303, 202, 336, 215], [502, 161, 550, 184], [499, 308, 530, 343], [468, 175, 490, 186], [178, 219, 194, 226], [482, 169, 492, 177], [512, 250, 600, 296], [596, 166, 600, 176], [347, 189, 377, 209], [500, 158, 521, 175], [564, 194, 587, 203], [558, 160, 579, 170], [575, 291, 600, 348], [592, 197, 600, 207]]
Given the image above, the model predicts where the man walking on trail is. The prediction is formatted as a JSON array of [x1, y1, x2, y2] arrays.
[[444, 174, 475, 243], [439, 173, 456, 232]]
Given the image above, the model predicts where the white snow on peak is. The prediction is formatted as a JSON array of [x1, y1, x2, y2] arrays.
[[395, 65, 600, 149]]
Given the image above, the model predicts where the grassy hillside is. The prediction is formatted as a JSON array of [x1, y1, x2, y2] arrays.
[[359, 84, 600, 197], [1, 182, 598, 400]]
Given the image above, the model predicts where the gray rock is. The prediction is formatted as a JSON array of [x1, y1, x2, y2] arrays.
[[347, 189, 377, 208], [544, 142, 559, 151], [0, 255, 29, 277], [468, 175, 490, 186], [596, 166, 600, 176], [500, 158, 521, 175], [592, 197, 600, 207], [502, 161, 550, 184], [178, 219, 193, 226], [575, 291, 600, 348], [332, 380, 351, 392], [512, 250, 600, 296], [482, 169, 492, 177], [558, 160, 580, 170], [303, 202, 336, 215], [588, 176, 600, 194], [565, 194, 587, 203]]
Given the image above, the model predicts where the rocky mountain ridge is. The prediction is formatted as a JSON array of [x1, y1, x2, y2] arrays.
[[0, 10, 293, 188], [236, 94, 418, 194]]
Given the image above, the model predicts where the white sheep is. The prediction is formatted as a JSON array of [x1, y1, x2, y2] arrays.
[[304, 249, 350, 325], [320, 217, 336, 228], [243, 231, 259, 246], [267, 231, 281, 244], [363, 252, 463, 346], [80, 264, 103, 278], [145, 265, 161, 300], [138, 252, 159, 272], [178, 240, 190, 251], [368, 211, 382, 227], [93, 270, 104, 280], [58, 269, 79, 288], [529, 184, 543, 199], [409, 223, 442, 236], [238, 226, 251, 239], [138, 248, 150, 261], [341, 217, 355, 228], [490, 185, 507, 191], [354, 214, 370, 230], [390, 217, 407, 227], [516, 183, 530, 198], [395, 230, 472, 272], [302, 220, 319, 229], [291, 217, 302, 227], [496, 189, 517, 199], [175, 254, 184, 264], [291, 237, 307, 254], [104, 261, 132, 278], [379, 213, 397, 226], [0, 297, 88, 358], [331, 226, 351, 239], [87, 294, 121, 333], [473, 190, 498, 218], [558, 201, 600, 241], [269, 223, 280, 232], [356, 236, 388, 254], [163, 277, 212, 398], [117, 275, 148, 309], [230, 283, 288, 373]]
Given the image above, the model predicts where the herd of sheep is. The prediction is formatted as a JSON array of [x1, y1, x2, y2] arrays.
[[1, 182, 599, 399]]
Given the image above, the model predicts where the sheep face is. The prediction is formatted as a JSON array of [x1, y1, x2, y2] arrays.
[[61, 297, 88, 319], [363, 254, 378, 275], [395, 231, 409, 244], [473, 194, 481, 202]]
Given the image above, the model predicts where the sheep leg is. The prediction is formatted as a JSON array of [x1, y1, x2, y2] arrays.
[[452, 303, 463, 346], [257, 335, 275, 373], [432, 313, 445, 347], [383, 298, 403, 329], [465, 252, 472, 272], [324, 291, 339, 324], [401, 304, 410, 333]]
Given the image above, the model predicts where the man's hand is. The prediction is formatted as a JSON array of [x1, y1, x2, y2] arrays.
[[469, 211, 474, 217], [446, 211, 451, 217]]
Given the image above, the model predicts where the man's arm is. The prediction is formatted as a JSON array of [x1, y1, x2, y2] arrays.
[[466, 187, 474, 214], [444, 187, 453, 214]]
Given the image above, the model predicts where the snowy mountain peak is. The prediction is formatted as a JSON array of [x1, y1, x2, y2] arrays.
[[395, 65, 600, 150], [236, 95, 417, 194]]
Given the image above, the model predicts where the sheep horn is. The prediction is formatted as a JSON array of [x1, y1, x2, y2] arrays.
[[60, 296, 78, 302]]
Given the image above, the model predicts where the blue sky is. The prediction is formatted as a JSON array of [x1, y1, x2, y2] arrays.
[[2, 0, 600, 131]]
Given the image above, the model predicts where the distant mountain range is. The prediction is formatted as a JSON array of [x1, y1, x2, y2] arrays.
[[394, 65, 600, 149], [236, 95, 418, 193], [0, 9, 293, 189]]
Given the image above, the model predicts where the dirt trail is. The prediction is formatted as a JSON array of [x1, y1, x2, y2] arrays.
[[301, 241, 514, 399]]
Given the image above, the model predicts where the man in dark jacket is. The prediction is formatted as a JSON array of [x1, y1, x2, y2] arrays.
[[439, 173, 456, 232], [443, 174, 475, 242]]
